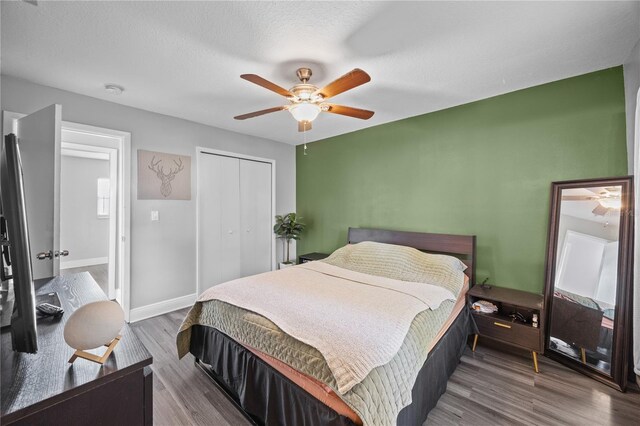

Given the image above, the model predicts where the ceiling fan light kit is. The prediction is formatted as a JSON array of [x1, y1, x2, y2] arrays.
[[289, 103, 321, 122], [234, 67, 374, 133]]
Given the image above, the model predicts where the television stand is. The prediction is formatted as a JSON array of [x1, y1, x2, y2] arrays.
[[1, 272, 153, 425]]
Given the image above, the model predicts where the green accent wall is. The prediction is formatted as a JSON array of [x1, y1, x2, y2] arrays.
[[296, 67, 628, 293]]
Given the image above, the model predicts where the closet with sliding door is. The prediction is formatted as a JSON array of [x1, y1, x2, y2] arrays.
[[197, 150, 274, 293]]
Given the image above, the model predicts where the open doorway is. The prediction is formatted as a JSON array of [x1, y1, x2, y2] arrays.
[[59, 143, 117, 299], [57, 124, 130, 315]]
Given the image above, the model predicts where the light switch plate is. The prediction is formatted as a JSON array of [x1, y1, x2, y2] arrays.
[[151, 210, 159, 221]]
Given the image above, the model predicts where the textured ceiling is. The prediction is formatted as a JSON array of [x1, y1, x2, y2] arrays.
[[2, 1, 639, 145]]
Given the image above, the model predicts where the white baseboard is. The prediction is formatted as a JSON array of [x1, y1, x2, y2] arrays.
[[60, 256, 108, 269], [128, 293, 196, 323]]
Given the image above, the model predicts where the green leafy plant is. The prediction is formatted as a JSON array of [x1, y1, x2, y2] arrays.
[[273, 212, 306, 264]]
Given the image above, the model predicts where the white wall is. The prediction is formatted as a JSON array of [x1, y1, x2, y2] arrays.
[[624, 37, 640, 173], [1, 75, 296, 309], [59, 155, 110, 266]]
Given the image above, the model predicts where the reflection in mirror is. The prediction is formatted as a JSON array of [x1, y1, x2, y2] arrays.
[[545, 177, 632, 391], [549, 185, 621, 376]]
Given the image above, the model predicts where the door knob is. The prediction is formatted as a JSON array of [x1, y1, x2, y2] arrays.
[[36, 251, 53, 260], [228, 229, 234, 234], [54, 250, 69, 258], [246, 227, 252, 233]]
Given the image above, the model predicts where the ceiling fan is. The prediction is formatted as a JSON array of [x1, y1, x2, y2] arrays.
[[561, 187, 623, 216], [561, 187, 621, 201], [234, 67, 375, 132]]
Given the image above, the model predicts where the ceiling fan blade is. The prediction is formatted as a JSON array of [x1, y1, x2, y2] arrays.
[[325, 104, 375, 120], [234, 106, 286, 120], [240, 74, 294, 98], [592, 204, 610, 216], [587, 187, 607, 195], [298, 121, 312, 132], [313, 69, 371, 99], [561, 195, 598, 201]]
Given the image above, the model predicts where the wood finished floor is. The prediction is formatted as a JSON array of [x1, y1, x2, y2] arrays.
[[132, 308, 639, 426], [60, 263, 109, 296]]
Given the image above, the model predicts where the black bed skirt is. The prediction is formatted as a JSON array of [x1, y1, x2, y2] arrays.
[[190, 308, 475, 426]]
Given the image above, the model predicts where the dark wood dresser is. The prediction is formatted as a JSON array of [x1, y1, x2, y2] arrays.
[[468, 285, 545, 373], [1, 272, 153, 425]]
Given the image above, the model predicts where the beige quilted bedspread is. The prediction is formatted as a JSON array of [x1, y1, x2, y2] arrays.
[[177, 242, 466, 426], [192, 261, 455, 394]]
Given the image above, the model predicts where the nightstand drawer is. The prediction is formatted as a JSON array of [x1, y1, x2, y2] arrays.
[[473, 313, 541, 351]]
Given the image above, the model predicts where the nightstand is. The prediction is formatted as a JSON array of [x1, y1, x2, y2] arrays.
[[298, 252, 329, 264], [468, 285, 545, 373]]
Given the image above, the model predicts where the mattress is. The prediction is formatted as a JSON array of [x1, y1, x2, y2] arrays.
[[239, 278, 469, 425]]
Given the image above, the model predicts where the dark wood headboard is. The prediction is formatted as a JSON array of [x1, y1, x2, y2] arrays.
[[348, 227, 477, 285]]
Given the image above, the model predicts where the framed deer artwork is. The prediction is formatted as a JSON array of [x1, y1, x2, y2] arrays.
[[137, 149, 191, 200]]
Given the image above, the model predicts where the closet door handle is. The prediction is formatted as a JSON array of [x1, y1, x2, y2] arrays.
[[246, 227, 252, 233], [228, 229, 234, 235]]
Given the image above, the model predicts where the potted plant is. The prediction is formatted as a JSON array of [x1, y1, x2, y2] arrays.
[[273, 212, 306, 269]]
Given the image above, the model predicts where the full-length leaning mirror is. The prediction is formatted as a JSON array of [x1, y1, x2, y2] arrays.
[[544, 176, 633, 391]]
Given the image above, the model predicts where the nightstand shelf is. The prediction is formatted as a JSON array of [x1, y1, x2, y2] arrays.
[[468, 285, 545, 373], [298, 252, 329, 264]]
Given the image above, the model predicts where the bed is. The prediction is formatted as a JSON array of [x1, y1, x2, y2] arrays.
[[177, 228, 477, 426], [551, 288, 614, 366]]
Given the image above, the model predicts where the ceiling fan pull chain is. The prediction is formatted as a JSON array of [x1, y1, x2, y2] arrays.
[[303, 130, 308, 156]]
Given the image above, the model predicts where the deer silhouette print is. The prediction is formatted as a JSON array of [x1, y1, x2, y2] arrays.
[[148, 156, 185, 197]]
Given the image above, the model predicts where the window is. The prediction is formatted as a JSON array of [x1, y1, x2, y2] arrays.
[[97, 178, 110, 218]]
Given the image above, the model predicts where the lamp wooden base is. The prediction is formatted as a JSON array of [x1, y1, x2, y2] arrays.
[[68, 335, 122, 365]]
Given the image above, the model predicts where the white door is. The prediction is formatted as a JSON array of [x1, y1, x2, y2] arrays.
[[556, 230, 607, 298], [15, 105, 63, 279], [198, 153, 241, 292], [240, 159, 272, 276]]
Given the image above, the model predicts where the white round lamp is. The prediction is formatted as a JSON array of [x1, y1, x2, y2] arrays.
[[64, 300, 125, 364]]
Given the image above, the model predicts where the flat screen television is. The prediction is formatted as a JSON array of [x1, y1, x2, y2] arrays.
[[0, 133, 38, 353]]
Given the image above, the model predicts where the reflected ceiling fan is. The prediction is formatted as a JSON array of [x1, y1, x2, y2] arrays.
[[561, 187, 622, 216], [234, 67, 374, 132]]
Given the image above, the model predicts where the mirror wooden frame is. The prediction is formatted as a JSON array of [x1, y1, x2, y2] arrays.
[[543, 176, 633, 391]]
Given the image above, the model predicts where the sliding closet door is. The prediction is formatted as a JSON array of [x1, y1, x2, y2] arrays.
[[240, 159, 272, 276], [198, 153, 241, 292]]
